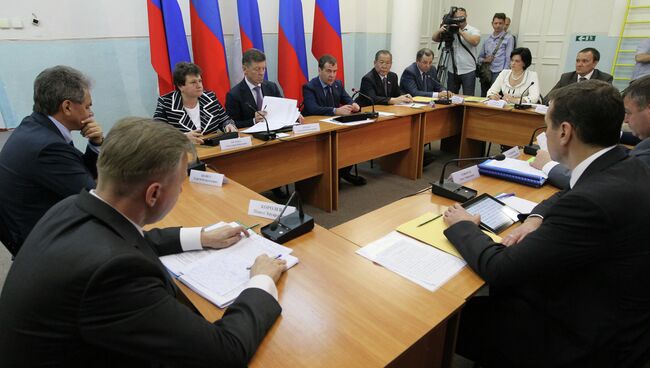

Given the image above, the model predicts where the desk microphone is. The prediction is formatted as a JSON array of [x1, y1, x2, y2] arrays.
[[261, 191, 314, 243], [431, 154, 506, 202], [332, 89, 379, 123], [245, 102, 276, 141], [523, 125, 547, 156], [514, 82, 535, 110], [351, 88, 379, 118], [187, 144, 206, 175]]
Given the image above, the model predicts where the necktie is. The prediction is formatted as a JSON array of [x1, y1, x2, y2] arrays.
[[253, 86, 263, 110], [578, 77, 587, 82], [422, 72, 427, 90], [325, 86, 334, 107], [382, 77, 388, 96]]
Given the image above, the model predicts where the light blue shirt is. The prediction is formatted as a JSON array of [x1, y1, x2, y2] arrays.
[[48, 115, 100, 154], [632, 38, 650, 81], [479, 31, 514, 73]]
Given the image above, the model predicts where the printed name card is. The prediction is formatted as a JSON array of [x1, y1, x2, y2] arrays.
[[450, 165, 480, 184], [451, 95, 464, 104], [293, 123, 320, 135], [486, 100, 507, 108], [248, 200, 296, 220], [189, 170, 225, 187], [535, 105, 548, 114], [502, 146, 521, 159], [220, 136, 252, 151]]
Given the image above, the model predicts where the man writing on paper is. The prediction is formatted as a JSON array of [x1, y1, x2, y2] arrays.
[[442, 80, 650, 367], [399, 48, 449, 98], [0, 66, 104, 255], [0, 118, 287, 367], [302, 54, 366, 186], [530, 75, 650, 189]]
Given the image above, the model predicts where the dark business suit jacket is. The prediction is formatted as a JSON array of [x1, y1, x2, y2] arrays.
[[153, 90, 234, 134], [0, 112, 97, 253], [399, 62, 443, 97], [545, 69, 614, 103], [302, 77, 354, 116], [225, 79, 283, 128], [543, 139, 650, 189], [357, 69, 401, 106], [0, 190, 281, 367], [444, 146, 650, 367]]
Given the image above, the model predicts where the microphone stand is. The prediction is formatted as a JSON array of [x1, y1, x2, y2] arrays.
[[523, 125, 547, 155], [513, 81, 535, 110], [246, 102, 276, 141], [431, 154, 506, 202]]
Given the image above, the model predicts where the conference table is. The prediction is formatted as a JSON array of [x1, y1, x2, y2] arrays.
[[196, 101, 545, 211], [149, 177, 466, 368]]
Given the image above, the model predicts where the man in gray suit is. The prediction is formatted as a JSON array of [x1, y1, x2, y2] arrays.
[[531, 75, 650, 189], [544, 48, 613, 104]]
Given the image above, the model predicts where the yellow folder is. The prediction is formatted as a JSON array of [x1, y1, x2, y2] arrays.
[[396, 212, 501, 258], [412, 96, 434, 103]]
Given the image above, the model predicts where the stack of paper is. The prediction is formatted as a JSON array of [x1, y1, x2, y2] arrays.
[[478, 157, 548, 187], [160, 222, 299, 308], [357, 231, 466, 292], [241, 96, 300, 133]]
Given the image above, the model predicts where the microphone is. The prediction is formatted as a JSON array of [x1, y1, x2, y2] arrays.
[[351, 88, 379, 118], [261, 191, 314, 244], [523, 125, 546, 156], [514, 81, 535, 110], [431, 153, 506, 202], [331, 88, 380, 124], [186, 144, 206, 175], [245, 102, 276, 141]]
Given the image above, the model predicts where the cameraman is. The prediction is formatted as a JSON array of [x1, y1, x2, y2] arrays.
[[432, 7, 481, 96]]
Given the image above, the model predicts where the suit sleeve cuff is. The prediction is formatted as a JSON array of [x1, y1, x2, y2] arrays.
[[432, 92, 439, 98], [541, 161, 559, 175], [180, 227, 203, 251], [246, 274, 278, 301]]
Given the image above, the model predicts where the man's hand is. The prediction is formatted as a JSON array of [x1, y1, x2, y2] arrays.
[[224, 123, 238, 133], [254, 110, 268, 123], [351, 103, 361, 113], [530, 150, 551, 170], [81, 118, 104, 146], [502, 217, 542, 246], [250, 254, 287, 283], [443, 203, 481, 227], [391, 94, 413, 105], [335, 105, 355, 115], [185, 130, 204, 144], [201, 225, 249, 249], [439, 91, 453, 99], [297, 114, 305, 124]]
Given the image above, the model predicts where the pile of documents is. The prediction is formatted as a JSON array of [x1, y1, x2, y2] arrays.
[[241, 96, 301, 134], [160, 222, 299, 308]]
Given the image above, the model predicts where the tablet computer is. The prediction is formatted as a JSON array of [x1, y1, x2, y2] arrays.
[[461, 193, 520, 234]]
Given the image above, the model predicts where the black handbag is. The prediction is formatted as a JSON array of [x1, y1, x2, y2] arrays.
[[477, 35, 506, 84]]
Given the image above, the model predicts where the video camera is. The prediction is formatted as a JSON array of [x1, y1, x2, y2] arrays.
[[440, 6, 466, 43]]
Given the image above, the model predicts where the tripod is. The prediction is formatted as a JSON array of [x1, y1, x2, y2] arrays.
[[436, 34, 458, 104]]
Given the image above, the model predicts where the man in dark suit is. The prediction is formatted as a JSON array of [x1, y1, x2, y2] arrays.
[[226, 48, 284, 129], [358, 50, 413, 107], [302, 54, 366, 186], [0, 66, 104, 255], [443, 80, 650, 367], [399, 48, 448, 97], [544, 48, 613, 103], [0, 118, 287, 367], [530, 75, 650, 189]]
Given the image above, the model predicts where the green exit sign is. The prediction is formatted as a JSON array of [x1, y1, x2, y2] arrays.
[[576, 35, 596, 42]]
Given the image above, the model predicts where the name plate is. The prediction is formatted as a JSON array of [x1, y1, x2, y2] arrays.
[[450, 165, 480, 184], [486, 100, 507, 108], [248, 200, 296, 220], [451, 95, 464, 104], [221, 136, 252, 151], [535, 105, 548, 114], [189, 170, 225, 187], [502, 146, 521, 159], [293, 123, 320, 135]]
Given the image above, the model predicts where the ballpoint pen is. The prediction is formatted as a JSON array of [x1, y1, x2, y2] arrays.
[[416, 213, 443, 227], [235, 221, 260, 231], [495, 193, 515, 199]]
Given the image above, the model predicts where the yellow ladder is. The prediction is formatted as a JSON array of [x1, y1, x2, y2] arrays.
[[611, 0, 650, 89]]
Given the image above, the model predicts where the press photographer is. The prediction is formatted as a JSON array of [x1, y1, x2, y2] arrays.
[[432, 6, 481, 96]]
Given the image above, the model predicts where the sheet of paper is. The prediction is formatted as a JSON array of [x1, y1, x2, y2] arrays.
[[483, 157, 548, 178], [500, 196, 539, 214], [357, 231, 466, 292], [536, 132, 548, 151], [261, 96, 300, 125], [396, 212, 501, 258], [319, 117, 375, 126]]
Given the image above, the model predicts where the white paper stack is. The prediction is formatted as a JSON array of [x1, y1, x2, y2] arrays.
[[160, 222, 299, 308], [356, 231, 466, 292], [241, 96, 300, 133]]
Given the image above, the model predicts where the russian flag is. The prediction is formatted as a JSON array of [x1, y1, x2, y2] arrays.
[[278, 0, 309, 103], [312, 0, 344, 84], [147, 0, 191, 95], [230, 0, 266, 84], [190, 0, 230, 104]]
